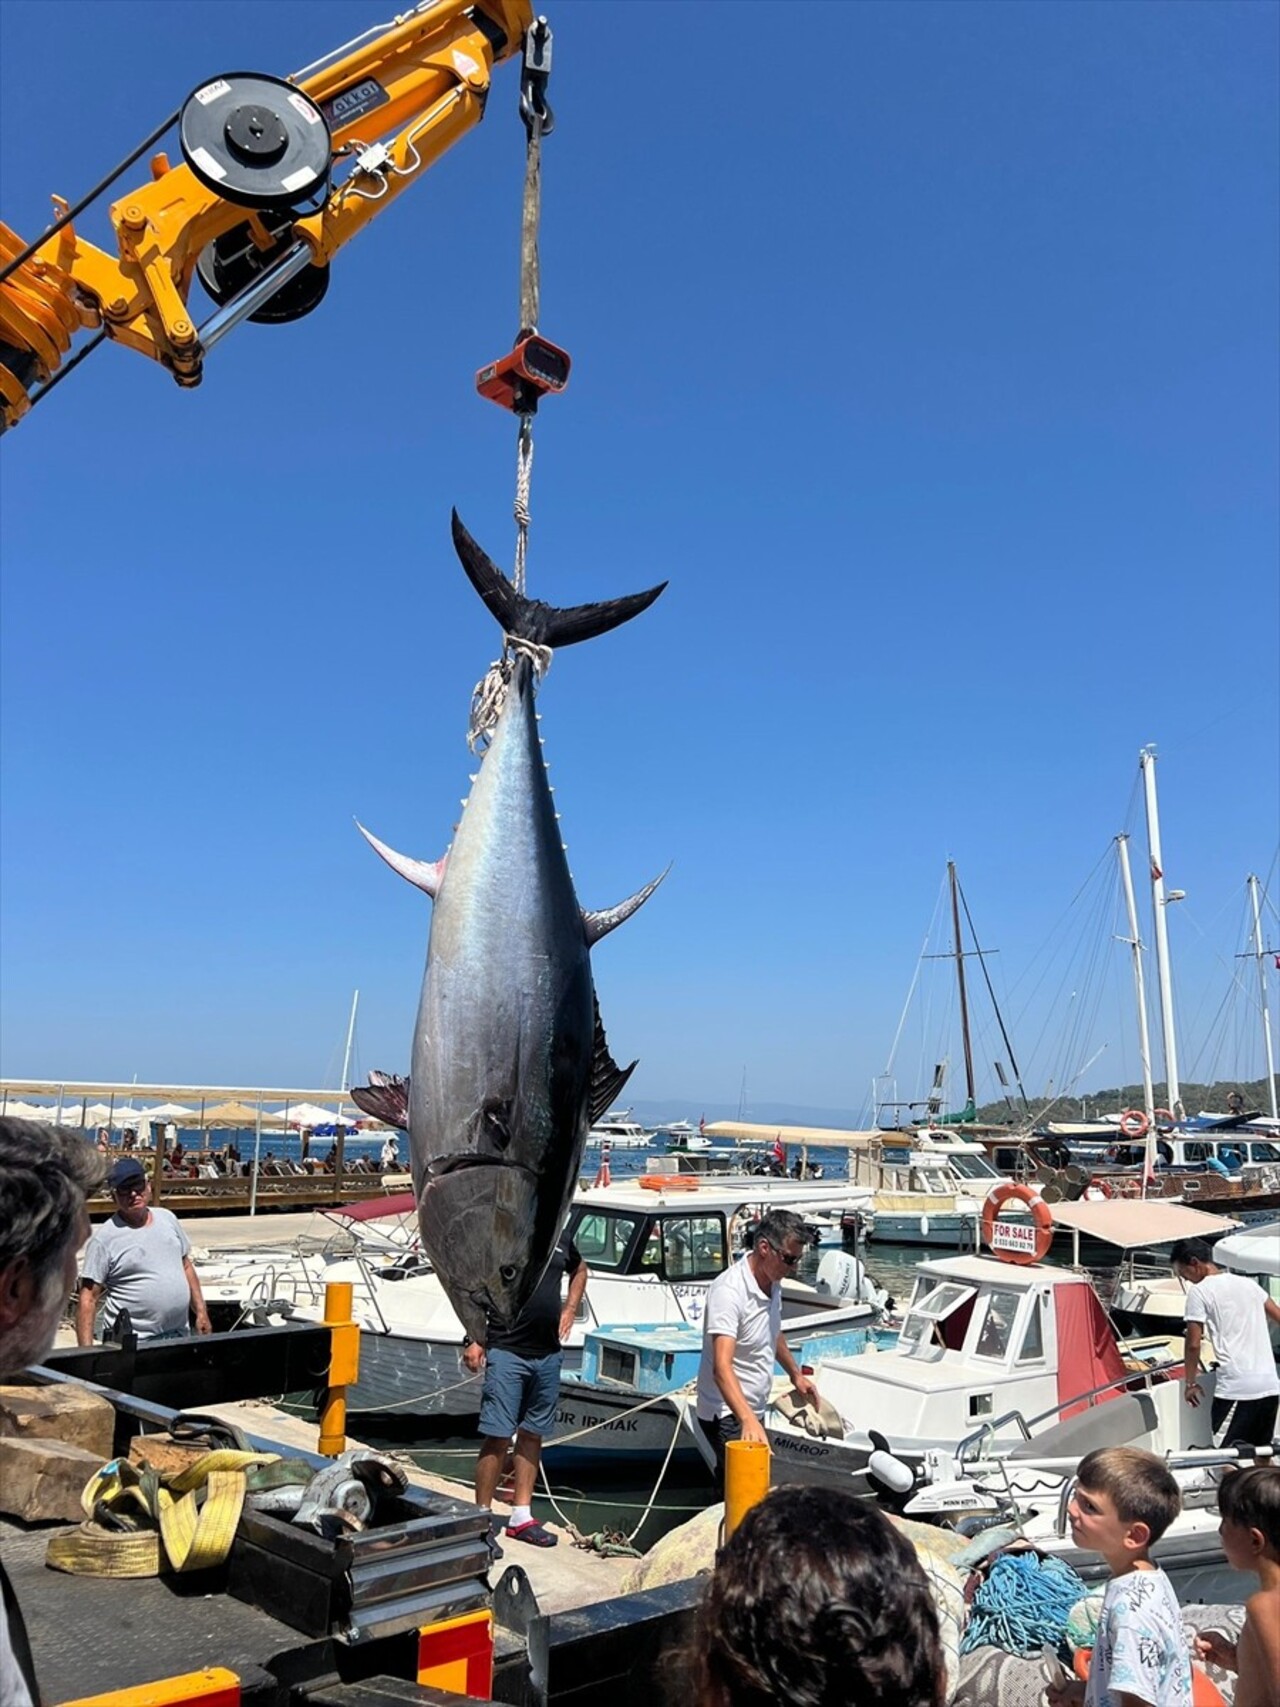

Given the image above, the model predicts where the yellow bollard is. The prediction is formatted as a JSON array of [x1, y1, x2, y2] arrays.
[[723, 1438, 770, 1541], [318, 1280, 359, 1457]]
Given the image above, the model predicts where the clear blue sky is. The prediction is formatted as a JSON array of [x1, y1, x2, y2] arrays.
[[1, 1, 1276, 1118]]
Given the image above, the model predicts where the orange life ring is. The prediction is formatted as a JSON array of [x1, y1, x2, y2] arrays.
[[980, 1182, 1054, 1265], [639, 1174, 699, 1191], [1153, 1108, 1174, 1127], [1119, 1109, 1150, 1139], [1084, 1177, 1114, 1200]]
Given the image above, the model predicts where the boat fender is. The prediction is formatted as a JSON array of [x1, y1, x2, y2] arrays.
[[920, 1214, 930, 1239], [980, 1181, 1054, 1264], [1119, 1109, 1150, 1139]]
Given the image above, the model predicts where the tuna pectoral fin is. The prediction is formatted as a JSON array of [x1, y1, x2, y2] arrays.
[[452, 510, 667, 647], [583, 865, 671, 946], [350, 1073, 409, 1131], [356, 821, 445, 899], [589, 996, 638, 1127]]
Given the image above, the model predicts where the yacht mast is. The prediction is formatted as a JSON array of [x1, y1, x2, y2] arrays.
[[338, 989, 359, 1114], [1116, 833, 1157, 1149], [1140, 748, 1183, 1119], [948, 861, 976, 1108], [1246, 875, 1278, 1120]]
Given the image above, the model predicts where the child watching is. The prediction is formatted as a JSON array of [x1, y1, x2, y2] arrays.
[[1194, 1465, 1280, 1707], [1048, 1446, 1191, 1707], [695, 1485, 945, 1706]]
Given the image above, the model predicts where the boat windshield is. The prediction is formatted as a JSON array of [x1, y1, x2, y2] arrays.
[[973, 1287, 1025, 1361], [947, 1153, 1001, 1181], [569, 1209, 645, 1271], [898, 1281, 977, 1353]]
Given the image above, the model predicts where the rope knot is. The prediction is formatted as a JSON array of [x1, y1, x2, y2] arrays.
[[467, 634, 552, 753]]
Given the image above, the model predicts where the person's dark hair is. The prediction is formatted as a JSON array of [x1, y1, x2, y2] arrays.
[[1218, 1464, 1280, 1552], [696, 1487, 944, 1707], [753, 1208, 807, 1254], [1169, 1238, 1217, 1270], [1076, 1447, 1181, 1543], [0, 1119, 104, 1287]]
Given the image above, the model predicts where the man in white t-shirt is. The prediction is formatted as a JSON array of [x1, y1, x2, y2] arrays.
[[1170, 1237, 1280, 1448], [76, 1157, 211, 1343], [695, 1208, 819, 1485]]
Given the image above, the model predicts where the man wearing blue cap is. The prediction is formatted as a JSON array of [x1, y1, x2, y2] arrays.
[[75, 1156, 211, 1344]]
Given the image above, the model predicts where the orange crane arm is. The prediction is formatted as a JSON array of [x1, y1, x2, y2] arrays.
[[0, 0, 533, 431]]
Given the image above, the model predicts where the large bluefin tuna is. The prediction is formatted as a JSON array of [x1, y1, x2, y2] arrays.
[[352, 511, 666, 1341]]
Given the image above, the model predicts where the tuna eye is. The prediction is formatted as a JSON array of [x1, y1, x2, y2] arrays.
[[500, 1265, 518, 1282]]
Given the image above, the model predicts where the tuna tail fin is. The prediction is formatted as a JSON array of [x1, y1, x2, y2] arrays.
[[451, 509, 666, 647], [583, 865, 671, 947], [589, 994, 637, 1127], [350, 1072, 410, 1131]]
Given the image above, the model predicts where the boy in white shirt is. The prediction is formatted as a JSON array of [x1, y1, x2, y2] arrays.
[[1048, 1447, 1191, 1707]]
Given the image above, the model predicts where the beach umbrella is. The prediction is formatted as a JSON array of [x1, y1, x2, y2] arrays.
[[281, 1101, 356, 1129], [0, 1099, 64, 1121], [198, 1101, 287, 1128], [146, 1102, 197, 1121]]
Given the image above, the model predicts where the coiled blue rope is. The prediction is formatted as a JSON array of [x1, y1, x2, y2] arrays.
[[960, 1551, 1090, 1657]]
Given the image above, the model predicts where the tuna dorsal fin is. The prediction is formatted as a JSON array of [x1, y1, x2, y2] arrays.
[[589, 995, 637, 1128], [451, 510, 667, 648], [350, 1072, 410, 1131], [356, 821, 445, 899], [582, 865, 671, 947]]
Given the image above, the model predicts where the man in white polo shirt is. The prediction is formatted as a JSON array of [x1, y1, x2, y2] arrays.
[[696, 1207, 819, 1485], [1171, 1236, 1280, 1448]]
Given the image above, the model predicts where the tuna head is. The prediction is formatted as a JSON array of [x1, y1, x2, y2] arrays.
[[417, 1159, 547, 1343]]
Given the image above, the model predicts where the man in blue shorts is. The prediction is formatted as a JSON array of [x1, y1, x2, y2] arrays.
[[462, 1232, 586, 1550]]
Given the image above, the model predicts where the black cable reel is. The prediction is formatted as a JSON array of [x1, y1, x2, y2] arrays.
[[180, 72, 333, 324]]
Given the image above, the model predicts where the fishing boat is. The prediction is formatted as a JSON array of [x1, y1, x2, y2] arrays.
[[281, 1177, 880, 1416], [549, 1284, 896, 1472], [764, 1193, 1243, 1490]]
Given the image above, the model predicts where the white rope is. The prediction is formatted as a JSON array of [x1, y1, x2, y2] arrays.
[[513, 413, 534, 595], [467, 632, 552, 754]]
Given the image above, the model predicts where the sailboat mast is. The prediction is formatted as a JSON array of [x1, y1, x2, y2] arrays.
[[1247, 875, 1278, 1121], [1116, 834, 1156, 1128], [1140, 748, 1183, 1119], [948, 861, 976, 1107], [338, 989, 359, 1110]]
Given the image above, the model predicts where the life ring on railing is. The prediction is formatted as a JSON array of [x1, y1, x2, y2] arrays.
[[980, 1182, 1054, 1265], [1119, 1109, 1150, 1139], [639, 1174, 699, 1191], [1153, 1108, 1174, 1128], [1084, 1177, 1114, 1200]]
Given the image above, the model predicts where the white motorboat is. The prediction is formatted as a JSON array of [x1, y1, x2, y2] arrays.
[[285, 1176, 880, 1417], [765, 1196, 1245, 1490], [586, 1109, 657, 1149], [1110, 1215, 1280, 1335], [846, 1132, 1006, 1247], [884, 1429, 1267, 1602]]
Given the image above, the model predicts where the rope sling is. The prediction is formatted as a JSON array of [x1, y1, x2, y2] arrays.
[[469, 18, 556, 753]]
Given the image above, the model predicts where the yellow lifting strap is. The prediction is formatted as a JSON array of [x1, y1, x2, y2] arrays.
[[47, 1451, 279, 1579]]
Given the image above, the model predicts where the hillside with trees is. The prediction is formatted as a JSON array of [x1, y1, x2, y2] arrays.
[[976, 1076, 1276, 1126]]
